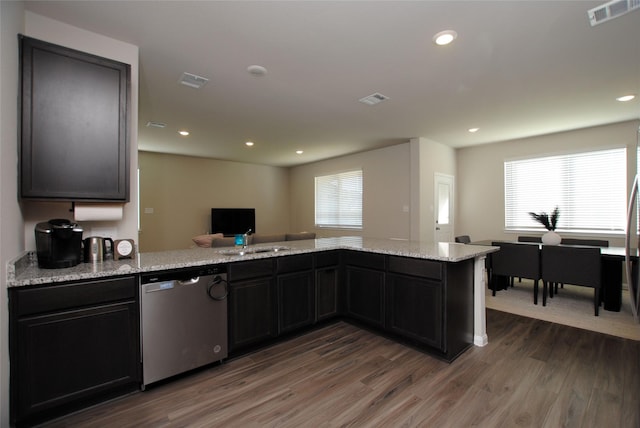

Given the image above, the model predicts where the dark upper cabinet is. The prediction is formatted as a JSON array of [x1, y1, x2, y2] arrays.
[[19, 35, 130, 201]]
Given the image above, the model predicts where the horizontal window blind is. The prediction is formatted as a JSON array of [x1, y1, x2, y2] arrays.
[[315, 170, 363, 228], [505, 148, 626, 232]]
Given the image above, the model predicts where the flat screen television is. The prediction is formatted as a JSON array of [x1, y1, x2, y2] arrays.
[[211, 208, 255, 236]]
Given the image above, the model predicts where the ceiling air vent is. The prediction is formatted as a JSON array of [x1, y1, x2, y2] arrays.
[[178, 72, 209, 89], [146, 121, 166, 128], [588, 0, 640, 26], [359, 92, 389, 106]]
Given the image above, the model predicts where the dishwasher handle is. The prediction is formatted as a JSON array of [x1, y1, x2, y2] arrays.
[[207, 275, 229, 301], [178, 277, 200, 286]]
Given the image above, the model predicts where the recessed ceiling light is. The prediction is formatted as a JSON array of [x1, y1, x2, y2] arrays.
[[245, 141, 254, 146], [178, 130, 190, 136], [296, 150, 304, 155], [247, 65, 268, 76], [433, 30, 457, 46], [616, 94, 636, 102], [468, 127, 479, 133]]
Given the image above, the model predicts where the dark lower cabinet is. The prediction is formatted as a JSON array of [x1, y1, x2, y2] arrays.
[[228, 259, 276, 352], [316, 267, 339, 320], [315, 251, 340, 321], [228, 277, 277, 351], [345, 266, 385, 327], [9, 276, 140, 427], [386, 256, 474, 360], [344, 251, 385, 327], [277, 271, 314, 333], [387, 273, 443, 348], [277, 254, 314, 334]]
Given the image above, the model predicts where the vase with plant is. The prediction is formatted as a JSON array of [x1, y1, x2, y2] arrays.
[[529, 206, 561, 245]]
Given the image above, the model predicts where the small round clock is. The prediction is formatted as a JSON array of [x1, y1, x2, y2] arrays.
[[114, 239, 135, 260]]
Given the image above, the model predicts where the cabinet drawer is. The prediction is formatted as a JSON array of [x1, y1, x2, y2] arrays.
[[344, 251, 385, 270], [315, 250, 340, 268], [276, 254, 313, 274], [388, 256, 442, 281], [12, 276, 137, 317], [228, 259, 274, 281]]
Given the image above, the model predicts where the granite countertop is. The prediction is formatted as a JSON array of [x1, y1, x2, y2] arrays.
[[7, 236, 498, 287]]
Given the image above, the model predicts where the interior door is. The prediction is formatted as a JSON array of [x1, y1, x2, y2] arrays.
[[434, 173, 454, 243]]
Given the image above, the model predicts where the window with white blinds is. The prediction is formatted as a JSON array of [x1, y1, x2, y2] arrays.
[[504, 148, 626, 233], [315, 170, 363, 229]]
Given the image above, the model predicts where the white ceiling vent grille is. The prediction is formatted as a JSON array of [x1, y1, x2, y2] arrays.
[[359, 92, 389, 106], [146, 121, 166, 128], [588, 0, 640, 26], [178, 72, 209, 89]]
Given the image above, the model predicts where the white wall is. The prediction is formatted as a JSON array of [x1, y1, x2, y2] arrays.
[[290, 143, 412, 239], [456, 120, 639, 247], [1, 2, 25, 426], [21, 12, 139, 249], [410, 137, 457, 242]]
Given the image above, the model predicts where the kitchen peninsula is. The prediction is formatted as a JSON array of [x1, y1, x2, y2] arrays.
[[7, 237, 497, 427], [9, 236, 496, 346]]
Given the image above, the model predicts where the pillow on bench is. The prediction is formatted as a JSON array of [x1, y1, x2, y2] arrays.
[[211, 236, 248, 247], [286, 232, 316, 241], [194, 232, 317, 248], [252, 233, 286, 244], [192, 233, 224, 248]]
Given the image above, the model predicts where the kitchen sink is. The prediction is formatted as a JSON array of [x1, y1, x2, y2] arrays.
[[218, 246, 289, 256]]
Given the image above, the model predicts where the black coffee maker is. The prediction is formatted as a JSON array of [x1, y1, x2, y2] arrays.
[[35, 219, 83, 268]]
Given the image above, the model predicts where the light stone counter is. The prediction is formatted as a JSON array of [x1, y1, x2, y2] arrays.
[[7, 236, 497, 287]]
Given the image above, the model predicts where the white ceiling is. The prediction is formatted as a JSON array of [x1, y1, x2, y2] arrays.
[[23, 1, 640, 167]]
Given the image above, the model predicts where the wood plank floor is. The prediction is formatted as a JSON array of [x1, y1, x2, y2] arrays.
[[41, 310, 640, 427]]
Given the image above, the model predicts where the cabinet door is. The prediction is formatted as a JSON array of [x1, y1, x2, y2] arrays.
[[229, 278, 276, 351], [345, 266, 385, 327], [19, 36, 129, 201], [387, 273, 443, 349], [13, 301, 139, 425], [277, 271, 314, 334], [316, 266, 339, 321]]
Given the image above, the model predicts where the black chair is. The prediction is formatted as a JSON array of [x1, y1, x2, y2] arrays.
[[515, 237, 542, 283], [518, 236, 542, 243], [489, 242, 542, 304], [541, 245, 602, 316], [560, 238, 609, 247], [551, 239, 608, 293], [455, 235, 471, 244]]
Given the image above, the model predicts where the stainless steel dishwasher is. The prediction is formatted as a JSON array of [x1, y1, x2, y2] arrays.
[[140, 266, 228, 386]]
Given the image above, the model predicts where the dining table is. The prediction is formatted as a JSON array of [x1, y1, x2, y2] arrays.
[[471, 240, 638, 312]]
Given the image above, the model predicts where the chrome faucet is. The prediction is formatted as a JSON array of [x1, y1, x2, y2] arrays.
[[242, 229, 252, 248]]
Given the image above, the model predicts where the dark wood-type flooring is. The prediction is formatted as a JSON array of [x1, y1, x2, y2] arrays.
[[41, 310, 640, 427]]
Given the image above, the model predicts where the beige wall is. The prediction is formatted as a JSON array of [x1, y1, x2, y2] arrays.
[[139, 152, 290, 251], [290, 143, 413, 239], [456, 120, 639, 247], [1, 2, 25, 425]]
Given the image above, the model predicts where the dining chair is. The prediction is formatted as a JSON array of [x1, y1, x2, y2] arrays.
[[489, 242, 542, 304], [560, 238, 609, 247], [518, 236, 542, 243], [550, 239, 608, 293], [455, 235, 471, 244], [541, 245, 602, 315]]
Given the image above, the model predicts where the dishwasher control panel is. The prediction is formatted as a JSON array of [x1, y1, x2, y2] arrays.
[[141, 265, 227, 284]]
